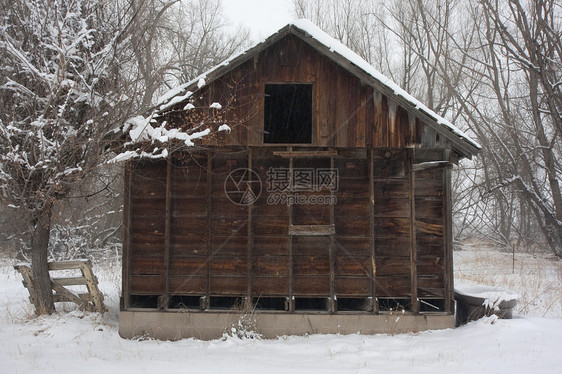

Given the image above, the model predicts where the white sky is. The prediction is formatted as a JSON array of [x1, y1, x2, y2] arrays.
[[223, 0, 294, 40]]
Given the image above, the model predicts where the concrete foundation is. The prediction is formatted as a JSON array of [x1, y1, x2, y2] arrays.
[[119, 310, 456, 340]]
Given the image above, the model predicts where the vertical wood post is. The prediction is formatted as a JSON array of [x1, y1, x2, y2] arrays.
[[122, 162, 132, 310], [247, 147, 253, 308], [80, 260, 107, 313], [329, 149, 336, 313], [408, 149, 419, 313], [443, 149, 454, 313], [160, 152, 173, 310], [369, 147, 378, 313], [205, 151, 212, 309], [288, 146, 294, 312]]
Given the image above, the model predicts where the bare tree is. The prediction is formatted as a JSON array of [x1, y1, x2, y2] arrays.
[[0, 0, 250, 315], [124, 0, 250, 111], [466, 0, 562, 255], [0, 0, 132, 314], [167, 0, 250, 84]]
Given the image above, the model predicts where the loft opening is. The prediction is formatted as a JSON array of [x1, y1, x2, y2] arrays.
[[264, 83, 312, 144]]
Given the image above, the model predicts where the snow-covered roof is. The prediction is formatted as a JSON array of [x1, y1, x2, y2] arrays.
[[157, 19, 481, 157]]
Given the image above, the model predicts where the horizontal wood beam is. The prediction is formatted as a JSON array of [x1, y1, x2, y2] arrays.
[[289, 224, 335, 236], [413, 161, 453, 171], [52, 277, 88, 286], [48, 260, 91, 271], [50, 281, 88, 308], [53, 293, 93, 303], [273, 150, 338, 158]]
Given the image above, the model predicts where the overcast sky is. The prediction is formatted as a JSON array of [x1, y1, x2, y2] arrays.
[[222, 0, 294, 40]]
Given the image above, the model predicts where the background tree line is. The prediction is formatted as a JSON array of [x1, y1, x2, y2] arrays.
[[294, 0, 562, 257], [0, 0, 560, 314]]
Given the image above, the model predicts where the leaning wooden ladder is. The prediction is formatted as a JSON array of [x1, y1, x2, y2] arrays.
[[14, 260, 107, 313]]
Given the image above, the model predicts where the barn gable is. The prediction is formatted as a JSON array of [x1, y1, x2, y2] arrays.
[[155, 19, 479, 159], [119, 20, 479, 340]]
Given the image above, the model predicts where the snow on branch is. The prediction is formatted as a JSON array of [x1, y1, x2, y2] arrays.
[[111, 88, 232, 163]]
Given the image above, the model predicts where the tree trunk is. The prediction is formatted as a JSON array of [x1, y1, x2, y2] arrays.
[[30, 207, 55, 315]]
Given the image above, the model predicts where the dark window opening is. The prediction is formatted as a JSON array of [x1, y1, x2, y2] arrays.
[[168, 296, 204, 310], [264, 84, 312, 144], [337, 297, 373, 312], [294, 297, 330, 311], [209, 296, 245, 310], [128, 295, 159, 309], [252, 297, 288, 311], [378, 298, 412, 312], [419, 298, 446, 312]]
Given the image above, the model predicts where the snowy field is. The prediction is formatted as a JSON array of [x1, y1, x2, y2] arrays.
[[1, 247, 561, 374]]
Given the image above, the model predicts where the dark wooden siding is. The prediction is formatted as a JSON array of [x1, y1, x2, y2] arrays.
[[123, 147, 450, 313], [373, 150, 412, 300], [128, 163, 167, 296], [166, 34, 428, 149], [415, 167, 446, 299]]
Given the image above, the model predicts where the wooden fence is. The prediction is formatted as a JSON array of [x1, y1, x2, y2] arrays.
[[14, 260, 106, 313]]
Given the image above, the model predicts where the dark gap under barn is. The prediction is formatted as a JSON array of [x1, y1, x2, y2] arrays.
[[294, 297, 330, 311], [378, 298, 412, 312]]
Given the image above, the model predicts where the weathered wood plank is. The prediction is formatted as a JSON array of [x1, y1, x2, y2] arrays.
[[172, 198, 208, 217], [52, 277, 88, 286], [13, 264, 37, 307], [48, 261, 90, 271], [335, 217, 370, 237], [374, 237, 410, 257], [169, 276, 207, 294], [51, 281, 88, 309], [373, 217, 410, 237], [292, 236, 331, 255], [408, 151, 419, 312], [334, 256, 370, 276], [375, 276, 411, 297], [253, 235, 290, 255], [210, 235, 248, 256], [413, 161, 452, 171], [78, 262, 106, 312], [334, 237, 371, 255], [170, 237, 208, 256], [130, 275, 165, 294], [251, 276, 290, 295], [289, 224, 335, 236], [211, 217, 248, 236], [253, 215, 290, 235], [252, 255, 289, 276], [337, 180, 370, 198], [210, 256, 248, 276], [417, 256, 444, 275], [334, 198, 370, 217], [334, 277, 371, 296], [130, 256, 165, 275], [374, 256, 411, 277], [293, 203, 332, 225], [210, 276, 247, 295], [293, 276, 330, 295], [53, 293, 93, 303], [293, 256, 330, 276], [273, 150, 338, 158], [169, 257, 208, 276]]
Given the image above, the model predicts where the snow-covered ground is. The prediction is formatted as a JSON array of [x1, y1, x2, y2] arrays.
[[1, 247, 561, 373]]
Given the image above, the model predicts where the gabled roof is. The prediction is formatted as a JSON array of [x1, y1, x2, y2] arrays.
[[157, 19, 481, 159]]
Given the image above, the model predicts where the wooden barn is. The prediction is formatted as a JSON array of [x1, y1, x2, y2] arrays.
[[119, 20, 480, 340]]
